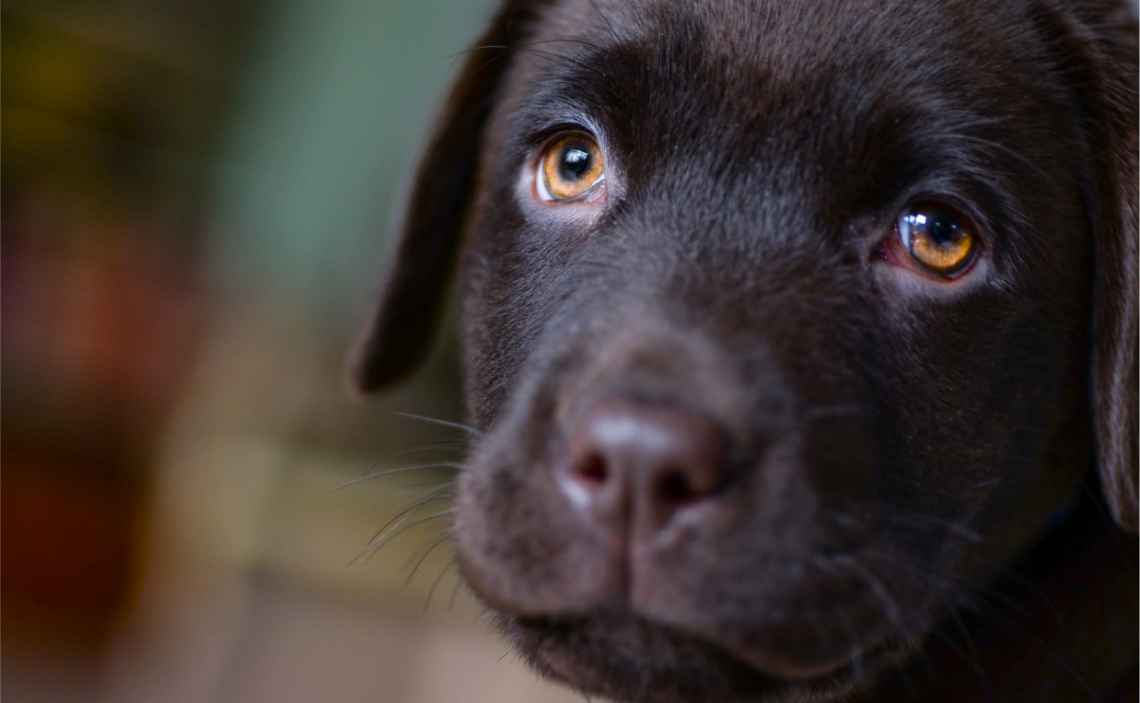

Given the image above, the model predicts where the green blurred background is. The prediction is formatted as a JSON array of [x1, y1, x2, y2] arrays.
[[2, 1, 580, 700]]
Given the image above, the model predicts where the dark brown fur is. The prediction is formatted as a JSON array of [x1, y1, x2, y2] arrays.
[[352, 1, 1139, 701]]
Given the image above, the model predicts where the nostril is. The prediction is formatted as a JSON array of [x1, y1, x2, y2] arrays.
[[561, 450, 617, 513], [575, 452, 609, 486], [562, 401, 726, 529], [657, 469, 698, 504]]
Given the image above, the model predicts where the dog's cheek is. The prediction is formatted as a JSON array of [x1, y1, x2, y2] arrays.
[[874, 293, 1089, 578]]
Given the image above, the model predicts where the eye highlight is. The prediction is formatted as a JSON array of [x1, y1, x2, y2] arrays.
[[896, 201, 979, 277], [536, 132, 605, 202]]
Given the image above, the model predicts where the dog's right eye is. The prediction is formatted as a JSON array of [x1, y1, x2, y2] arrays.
[[897, 202, 979, 277], [535, 133, 606, 202], [879, 200, 982, 281]]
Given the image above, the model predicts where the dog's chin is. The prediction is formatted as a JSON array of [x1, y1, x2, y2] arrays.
[[497, 610, 899, 703]]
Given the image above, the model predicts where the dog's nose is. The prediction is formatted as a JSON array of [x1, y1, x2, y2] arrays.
[[562, 402, 726, 535]]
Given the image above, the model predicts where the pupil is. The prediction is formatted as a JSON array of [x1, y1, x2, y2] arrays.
[[559, 146, 592, 182], [928, 213, 961, 246], [908, 207, 963, 248]]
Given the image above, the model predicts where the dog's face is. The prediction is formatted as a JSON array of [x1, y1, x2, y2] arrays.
[[353, 1, 1138, 701]]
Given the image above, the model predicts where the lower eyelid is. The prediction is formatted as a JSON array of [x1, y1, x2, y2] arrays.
[[875, 233, 982, 282], [532, 161, 607, 206], [528, 171, 607, 216], [876, 258, 994, 301]]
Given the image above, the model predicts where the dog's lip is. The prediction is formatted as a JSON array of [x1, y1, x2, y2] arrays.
[[458, 542, 891, 684], [512, 609, 893, 695], [727, 640, 864, 681], [514, 612, 787, 696], [629, 593, 881, 682], [633, 614, 874, 683], [508, 606, 888, 688]]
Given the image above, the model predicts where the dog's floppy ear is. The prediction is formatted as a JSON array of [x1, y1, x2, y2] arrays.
[[1077, 1, 1138, 531], [350, 3, 532, 392]]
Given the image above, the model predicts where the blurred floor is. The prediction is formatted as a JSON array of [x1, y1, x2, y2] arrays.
[[2, 1, 589, 701]]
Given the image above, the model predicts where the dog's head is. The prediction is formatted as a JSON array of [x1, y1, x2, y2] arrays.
[[352, 1, 1138, 700]]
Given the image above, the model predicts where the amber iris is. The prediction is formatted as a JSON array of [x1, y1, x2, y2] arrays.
[[898, 202, 978, 276], [539, 133, 605, 201]]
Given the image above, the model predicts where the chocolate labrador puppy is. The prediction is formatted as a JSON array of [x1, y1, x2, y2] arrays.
[[351, 1, 1138, 701]]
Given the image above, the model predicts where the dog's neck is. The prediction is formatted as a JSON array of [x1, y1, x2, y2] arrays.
[[854, 502, 1138, 702]]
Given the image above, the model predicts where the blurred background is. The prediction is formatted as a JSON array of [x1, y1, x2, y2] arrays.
[[2, 1, 581, 700]]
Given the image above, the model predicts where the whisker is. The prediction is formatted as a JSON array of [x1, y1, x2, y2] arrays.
[[347, 490, 452, 568], [337, 462, 464, 490], [520, 37, 606, 53], [425, 559, 457, 612], [373, 510, 453, 549], [842, 556, 933, 696], [824, 554, 909, 645], [940, 606, 994, 698], [447, 42, 509, 61], [830, 503, 984, 546], [392, 479, 456, 496], [351, 495, 436, 567], [395, 411, 481, 436], [858, 547, 1032, 624], [404, 536, 452, 590], [354, 510, 454, 565], [388, 442, 469, 459], [835, 608, 866, 685], [449, 37, 604, 62], [516, 46, 609, 81], [368, 493, 452, 547], [449, 573, 465, 611], [885, 513, 984, 545]]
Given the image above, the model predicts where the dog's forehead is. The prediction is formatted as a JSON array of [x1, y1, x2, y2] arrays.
[[532, 0, 1011, 77], [510, 0, 1049, 163], [519, 0, 1055, 134]]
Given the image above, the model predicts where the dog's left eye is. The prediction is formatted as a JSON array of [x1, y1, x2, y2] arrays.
[[536, 133, 606, 202], [895, 202, 979, 278]]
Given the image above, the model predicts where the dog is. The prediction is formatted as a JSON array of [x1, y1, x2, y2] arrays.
[[350, 1, 1138, 701]]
